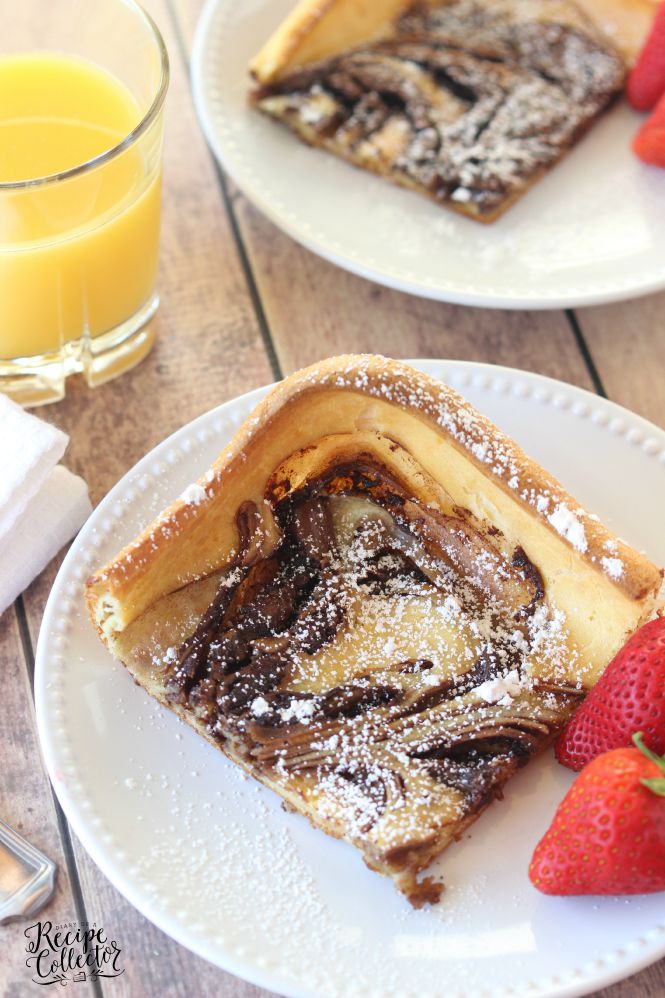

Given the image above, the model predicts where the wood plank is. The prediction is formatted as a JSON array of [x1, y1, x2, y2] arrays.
[[594, 964, 665, 998], [0, 607, 94, 997], [574, 291, 665, 429], [233, 197, 594, 385]]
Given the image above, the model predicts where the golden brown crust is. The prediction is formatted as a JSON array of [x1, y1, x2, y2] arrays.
[[249, 0, 653, 84], [249, 0, 410, 84], [574, 0, 656, 64], [86, 355, 661, 648]]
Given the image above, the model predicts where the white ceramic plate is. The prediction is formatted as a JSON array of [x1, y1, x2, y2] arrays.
[[36, 361, 665, 998], [190, 0, 665, 310]]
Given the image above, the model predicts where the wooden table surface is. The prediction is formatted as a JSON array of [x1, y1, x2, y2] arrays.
[[3, 1, 664, 995]]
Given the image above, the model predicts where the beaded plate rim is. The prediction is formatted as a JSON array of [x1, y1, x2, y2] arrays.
[[35, 360, 665, 998]]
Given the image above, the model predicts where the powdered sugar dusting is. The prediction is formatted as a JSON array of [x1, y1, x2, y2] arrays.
[[179, 482, 207, 505], [601, 556, 624, 580], [474, 668, 522, 705], [95, 357, 637, 604], [257, 0, 625, 218], [251, 696, 270, 717], [547, 503, 587, 552]]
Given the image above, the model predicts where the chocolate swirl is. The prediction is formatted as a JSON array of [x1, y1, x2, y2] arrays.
[[164, 458, 579, 847], [254, 0, 625, 216]]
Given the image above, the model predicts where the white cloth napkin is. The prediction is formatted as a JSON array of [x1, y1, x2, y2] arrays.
[[0, 394, 92, 616]]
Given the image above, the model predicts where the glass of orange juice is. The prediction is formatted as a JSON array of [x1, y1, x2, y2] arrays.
[[0, 0, 169, 406]]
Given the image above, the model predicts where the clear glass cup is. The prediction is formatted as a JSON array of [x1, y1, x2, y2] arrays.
[[0, 0, 169, 406]]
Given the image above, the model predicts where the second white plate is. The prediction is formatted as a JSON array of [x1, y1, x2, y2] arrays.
[[35, 361, 665, 998], [191, 0, 665, 309]]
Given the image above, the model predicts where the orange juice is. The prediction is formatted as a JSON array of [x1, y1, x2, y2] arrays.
[[0, 53, 162, 359]]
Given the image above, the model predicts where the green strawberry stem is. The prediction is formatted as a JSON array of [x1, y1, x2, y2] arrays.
[[633, 732, 665, 796]]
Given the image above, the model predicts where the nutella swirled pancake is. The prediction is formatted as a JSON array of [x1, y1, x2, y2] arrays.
[[86, 356, 662, 905], [248, 0, 633, 222]]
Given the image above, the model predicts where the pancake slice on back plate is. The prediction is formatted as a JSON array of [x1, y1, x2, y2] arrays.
[[248, 0, 647, 222]]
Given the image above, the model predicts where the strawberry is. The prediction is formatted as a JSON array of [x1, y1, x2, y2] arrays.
[[627, 2, 665, 111], [556, 617, 665, 771], [530, 734, 665, 895], [633, 91, 665, 167]]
